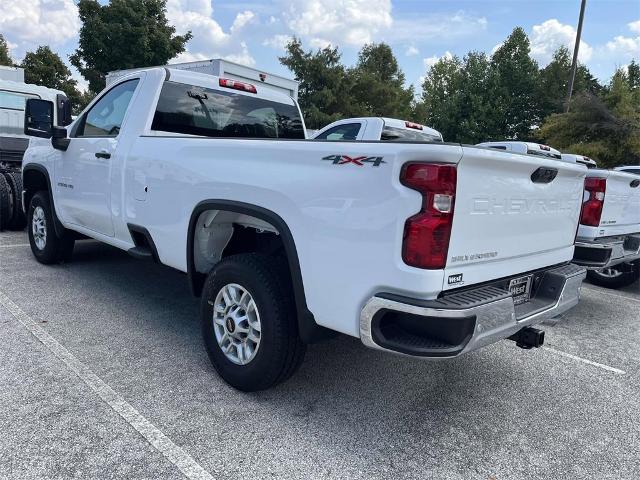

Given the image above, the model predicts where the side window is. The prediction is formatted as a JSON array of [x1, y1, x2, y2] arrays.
[[76, 79, 139, 137], [315, 123, 361, 141]]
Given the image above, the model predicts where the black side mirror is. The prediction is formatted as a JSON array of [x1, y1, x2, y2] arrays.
[[24, 99, 53, 138], [52, 126, 70, 151]]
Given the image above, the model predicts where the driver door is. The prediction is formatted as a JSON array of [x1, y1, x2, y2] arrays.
[[55, 79, 139, 236]]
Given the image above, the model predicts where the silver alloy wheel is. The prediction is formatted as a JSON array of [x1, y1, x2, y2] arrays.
[[596, 267, 623, 278], [212, 283, 261, 365], [32, 206, 47, 251]]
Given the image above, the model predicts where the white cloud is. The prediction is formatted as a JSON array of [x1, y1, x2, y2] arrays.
[[282, 0, 392, 47], [423, 51, 453, 69], [629, 20, 640, 34], [389, 11, 488, 43], [165, 0, 256, 66], [263, 34, 293, 51], [606, 35, 639, 54], [529, 19, 593, 66], [0, 0, 79, 58], [405, 46, 419, 57]]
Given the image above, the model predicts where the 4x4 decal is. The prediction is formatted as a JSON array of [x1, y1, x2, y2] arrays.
[[322, 155, 386, 167]]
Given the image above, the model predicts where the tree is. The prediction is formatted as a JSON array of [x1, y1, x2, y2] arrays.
[[280, 38, 359, 129], [70, 0, 191, 93], [489, 27, 541, 139], [0, 34, 13, 66], [21, 46, 84, 113], [536, 69, 640, 167], [417, 55, 463, 141], [538, 46, 601, 118], [350, 43, 414, 119]]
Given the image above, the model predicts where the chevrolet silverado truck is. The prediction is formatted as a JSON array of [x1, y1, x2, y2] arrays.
[[313, 117, 443, 142], [562, 154, 640, 289], [22, 67, 587, 391]]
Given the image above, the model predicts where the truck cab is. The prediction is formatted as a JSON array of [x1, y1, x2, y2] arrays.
[[476, 141, 562, 160], [0, 66, 71, 230]]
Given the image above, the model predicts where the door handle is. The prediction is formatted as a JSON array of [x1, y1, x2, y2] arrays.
[[95, 150, 111, 159]]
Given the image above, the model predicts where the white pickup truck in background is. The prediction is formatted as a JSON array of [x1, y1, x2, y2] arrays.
[[479, 143, 640, 289], [562, 154, 640, 288], [21, 67, 587, 391], [313, 117, 443, 142]]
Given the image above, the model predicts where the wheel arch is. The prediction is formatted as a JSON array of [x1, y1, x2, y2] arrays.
[[187, 200, 333, 343], [22, 164, 65, 237]]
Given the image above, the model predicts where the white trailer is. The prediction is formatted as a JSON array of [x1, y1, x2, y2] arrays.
[[106, 58, 299, 100]]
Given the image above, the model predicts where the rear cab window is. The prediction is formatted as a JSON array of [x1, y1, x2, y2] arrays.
[[151, 81, 305, 139], [0, 90, 39, 111], [381, 126, 442, 142]]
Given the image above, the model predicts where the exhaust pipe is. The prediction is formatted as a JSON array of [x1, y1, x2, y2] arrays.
[[508, 327, 545, 349]]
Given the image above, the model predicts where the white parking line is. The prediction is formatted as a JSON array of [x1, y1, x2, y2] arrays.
[[544, 347, 626, 375], [0, 290, 215, 480], [0, 243, 30, 248], [582, 285, 640, 305]]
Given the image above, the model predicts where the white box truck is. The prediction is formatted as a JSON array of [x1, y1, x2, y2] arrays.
[[106, 58, 299, 100]]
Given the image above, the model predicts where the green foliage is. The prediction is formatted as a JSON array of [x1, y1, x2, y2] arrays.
[[0, 34, 13, 66], [538, 46, 601, 118], [279, 38, 360, 129], [488, 27, 541, 139], [350, 43, 414, 119], [70, 0, 192, 93], [536, 69, 640, 167], [21, 46, 84, 113]]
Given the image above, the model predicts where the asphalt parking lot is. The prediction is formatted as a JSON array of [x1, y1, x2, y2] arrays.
[[1, 230, 639, 480]]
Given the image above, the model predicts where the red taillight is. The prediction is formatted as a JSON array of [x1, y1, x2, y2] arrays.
[[400, 163, 456, 269], [405, 121, 423, 131], [580, 177, 606, 226], [219, 78, 257, 94]]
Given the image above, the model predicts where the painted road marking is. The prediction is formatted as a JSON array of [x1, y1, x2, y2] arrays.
[[0, 290, 215, 480], [0, 243, 30, 248], [545, 347, 626, 375], [582, 285, 640, 305]]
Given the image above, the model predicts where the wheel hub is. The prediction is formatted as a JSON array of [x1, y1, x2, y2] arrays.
[[212, 283, 261, 365], [32, 206, 47, 251]]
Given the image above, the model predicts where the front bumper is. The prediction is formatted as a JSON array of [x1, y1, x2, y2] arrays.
[[573, 234, 640, 269], [359, 263, 586, 358]]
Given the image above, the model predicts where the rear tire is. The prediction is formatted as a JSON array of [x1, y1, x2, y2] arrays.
[[586, 262, 639, 289], [200, 254, 306, 392], [0, 174, 12, 230], [27, 191, 75, 264], [3, 172, 27, 230]]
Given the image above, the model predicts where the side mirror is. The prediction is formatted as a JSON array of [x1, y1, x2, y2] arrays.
[[52, 126, 70, 151], [24, 99, 54, 138]]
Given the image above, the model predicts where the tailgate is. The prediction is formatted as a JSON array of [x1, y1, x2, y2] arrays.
[[598, 171, 640, 235], [443, 147, 585, 291]]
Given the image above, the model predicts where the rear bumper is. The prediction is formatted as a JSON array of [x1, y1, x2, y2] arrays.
[[359, 264, 586, 358], [573, 234, 640, 269]]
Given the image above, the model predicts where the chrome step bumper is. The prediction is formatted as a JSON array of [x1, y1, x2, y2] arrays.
[[359, 264, 586, 358], [573, 234, 640, 269]]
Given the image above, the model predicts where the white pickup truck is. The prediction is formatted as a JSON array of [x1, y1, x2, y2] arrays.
[[313, 116, 443, 142], [22, 67, 587, 391], [562, 154, 640, 288]]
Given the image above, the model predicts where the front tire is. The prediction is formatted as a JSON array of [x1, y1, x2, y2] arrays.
[[200, 254, 306, 392], [27, 191, 75, 264], [587, 262, 639, 289]]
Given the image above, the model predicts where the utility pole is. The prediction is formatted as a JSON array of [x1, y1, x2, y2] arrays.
[[566, 0, 587, 112]]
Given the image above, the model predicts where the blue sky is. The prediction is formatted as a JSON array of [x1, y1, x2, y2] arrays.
[[1, 0, 639, 91]]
